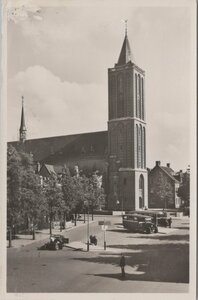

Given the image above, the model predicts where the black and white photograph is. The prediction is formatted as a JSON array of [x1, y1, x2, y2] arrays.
[[0, 0, 196, 299]]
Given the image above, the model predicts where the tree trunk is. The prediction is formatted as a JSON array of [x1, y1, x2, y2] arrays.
[[74, 213, 77, 226], [32, 227, 35, 240], [91, 206, 94, 221], [84, 209, 85, 223], [49, 212, 52, 235], [9, 227, 12, 248]]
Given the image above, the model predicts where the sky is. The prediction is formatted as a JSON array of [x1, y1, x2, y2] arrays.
[[6, 0, 194, 171]]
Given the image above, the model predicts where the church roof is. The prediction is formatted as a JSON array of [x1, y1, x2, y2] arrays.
[[117, 34, 133, 66], [8, 130, 108, 163]]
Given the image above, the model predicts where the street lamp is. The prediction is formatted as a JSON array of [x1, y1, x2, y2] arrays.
[[84, 200, 90, 252]]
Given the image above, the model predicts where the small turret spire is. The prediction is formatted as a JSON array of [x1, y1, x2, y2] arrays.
[[19, 96, 27, 143]]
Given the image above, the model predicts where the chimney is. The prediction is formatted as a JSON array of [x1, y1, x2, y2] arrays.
[[167, 163, 170, 168], [156, 161, 161, 166]]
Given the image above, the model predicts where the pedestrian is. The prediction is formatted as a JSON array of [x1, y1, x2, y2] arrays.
[[168, 217, 172, 228], [119, 253, 126, 279]]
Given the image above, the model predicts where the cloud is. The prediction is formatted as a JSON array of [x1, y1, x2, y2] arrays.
[[7, 3, 42, 23], [7, 65, 107, 141]]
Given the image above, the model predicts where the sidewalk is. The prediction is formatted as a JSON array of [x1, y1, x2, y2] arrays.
[[65, 241, 140, 253], [7, 220, 93, 249]]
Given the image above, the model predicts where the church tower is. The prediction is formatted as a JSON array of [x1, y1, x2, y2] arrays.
[[19, 96, 27, 143], [107, 25, 148, 211]]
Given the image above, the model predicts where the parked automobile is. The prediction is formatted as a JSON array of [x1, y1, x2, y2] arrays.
[[122, 214, 158, 234], [126, 210, 171, 227], [39, 234, 69, 251]]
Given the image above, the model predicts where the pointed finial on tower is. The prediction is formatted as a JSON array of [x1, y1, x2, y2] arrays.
[[124, 19, 128, 36], [117, 19, 134, 66], [19, 95, 27, 143]]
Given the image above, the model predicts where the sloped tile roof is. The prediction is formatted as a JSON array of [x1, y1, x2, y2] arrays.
[[160, 166, 179, 183], [8, 130, 108, 163]]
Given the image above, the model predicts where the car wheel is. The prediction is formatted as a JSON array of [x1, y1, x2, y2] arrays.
[[154, 226, 158, 233], [146, 227, 151, 234], [54, 242, 59, 250]]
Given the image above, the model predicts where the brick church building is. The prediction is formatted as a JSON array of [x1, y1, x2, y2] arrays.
[[9, 29, 148, 212]]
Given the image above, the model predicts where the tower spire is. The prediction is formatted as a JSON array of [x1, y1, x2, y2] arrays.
[[116, 20, 134, 66], [19, 96, 27, 143]]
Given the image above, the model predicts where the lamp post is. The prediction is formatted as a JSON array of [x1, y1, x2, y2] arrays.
[[84, 200, 90, 252], [87, 202, 89, 252]]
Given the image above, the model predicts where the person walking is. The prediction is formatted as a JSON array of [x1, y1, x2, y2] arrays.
[[120, 253, 126, 279]]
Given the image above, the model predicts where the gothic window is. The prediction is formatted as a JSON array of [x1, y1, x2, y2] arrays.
[[139, 125, 142, 168], [135, 74, 138, 117], [126, 73, 132, 116], [141, 126, 144, 169], [142, 77, 144, 120], [138, 74, 141, 119], [139, 174, 144, 208], [117, 74, 124, 118], [143, 127, 146, 168], [136, 124, 139, 168], [109, 75, 116, 119], [127, 123, 131, 166]]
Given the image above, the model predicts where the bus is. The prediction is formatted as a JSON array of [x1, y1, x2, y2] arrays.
[[122, 214, 158, 234], [125, 210, 172, 227]]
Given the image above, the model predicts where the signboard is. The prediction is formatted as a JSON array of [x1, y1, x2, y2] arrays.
[[101, 225, 108, 231], [98, 221, 111, 226]]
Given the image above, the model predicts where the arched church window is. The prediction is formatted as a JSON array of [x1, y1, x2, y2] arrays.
[[141, 126, 144, 169], [109, 75, 116, 119], [136, 124, 139, 168], [142, 77, 144, 120], [135, 74, 138, 117], [138, 74, 141, 119], [126, 73, 132, 115], [139, 174, 144, 208], [143, 127, 146, 168], [117, 74, 124, 118], [139, 125, 142, 168]]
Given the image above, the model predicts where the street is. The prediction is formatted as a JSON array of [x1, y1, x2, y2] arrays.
[[7, 215, 189, 293]]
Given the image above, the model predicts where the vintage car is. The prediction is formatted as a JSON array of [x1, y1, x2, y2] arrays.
[[39, 234, 69, 251], [122, 214, 158, 234], [126, 210, 172, 227]]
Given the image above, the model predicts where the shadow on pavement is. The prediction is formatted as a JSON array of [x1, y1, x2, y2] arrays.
[[87, 273, 128, 281], [73, 242, 189, 283], [173, 226, 189, 230], [107, 229, 129, 233], [125, 234, 189, 242]]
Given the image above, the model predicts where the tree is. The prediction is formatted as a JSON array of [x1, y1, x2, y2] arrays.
[[7, 145, 45, 239], [7, 145, 23, 230], [61, 167, 76, 225], [44, 174, 65, 235]]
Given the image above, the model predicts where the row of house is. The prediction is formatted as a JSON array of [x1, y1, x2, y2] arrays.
[[37, 159, 188, 210]]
